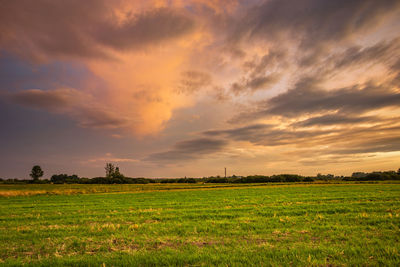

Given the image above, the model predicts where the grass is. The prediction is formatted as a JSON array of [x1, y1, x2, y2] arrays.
[[0, 183, 291, 197], [0, 183, 399, 266]]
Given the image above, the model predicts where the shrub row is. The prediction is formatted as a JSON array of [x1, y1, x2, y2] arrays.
[[1, 171, 399, 184]]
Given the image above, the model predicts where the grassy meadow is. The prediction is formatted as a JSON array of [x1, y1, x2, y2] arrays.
[[0, 183, 399, 266]]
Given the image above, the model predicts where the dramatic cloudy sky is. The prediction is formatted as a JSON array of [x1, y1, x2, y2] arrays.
[[1, 0, 400, 179]]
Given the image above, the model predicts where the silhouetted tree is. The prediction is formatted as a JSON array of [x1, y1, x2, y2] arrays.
[[105, 163, 115, 178], [113, 167, 124, 178], [30, 165, 43, 182]]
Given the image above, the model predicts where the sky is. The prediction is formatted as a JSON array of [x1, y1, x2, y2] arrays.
[[1, 0, 400, 179]]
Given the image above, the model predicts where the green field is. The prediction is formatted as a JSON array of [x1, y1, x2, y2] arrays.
[[1, 183, 399, 266]]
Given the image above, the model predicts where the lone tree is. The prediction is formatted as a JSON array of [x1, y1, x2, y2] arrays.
[[105, 163, 115, 178], [30, 165, 44, 182], [105, 163, 124, 178]]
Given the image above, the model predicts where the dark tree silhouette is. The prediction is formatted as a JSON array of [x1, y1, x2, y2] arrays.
[[105, 163, 115, 178], [30, 165, 44, 182], [113, 167, 124, 178]]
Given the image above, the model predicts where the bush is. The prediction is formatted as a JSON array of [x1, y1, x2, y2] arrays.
[[51, 174, 80, 184]]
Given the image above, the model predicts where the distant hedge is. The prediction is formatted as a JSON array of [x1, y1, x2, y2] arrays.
[[1, 170, 399, 184], [344, 171, 400, 181]]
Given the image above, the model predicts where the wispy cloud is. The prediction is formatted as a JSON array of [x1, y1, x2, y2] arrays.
[[232, 0, 400, 48], [145, 138, 228, 163], [253, 79, 400, 118]]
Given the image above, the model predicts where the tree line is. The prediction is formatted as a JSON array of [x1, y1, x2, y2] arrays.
[[1, 164, 400, 184]]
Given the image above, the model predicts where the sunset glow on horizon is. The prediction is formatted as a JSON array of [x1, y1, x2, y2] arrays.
[[1, 0, 400, 179]]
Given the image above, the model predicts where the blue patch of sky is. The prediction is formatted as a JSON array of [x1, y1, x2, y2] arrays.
[[0, 50, 95, 91]]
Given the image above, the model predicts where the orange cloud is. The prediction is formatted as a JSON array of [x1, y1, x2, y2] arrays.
[[1, 0, 219, 136]]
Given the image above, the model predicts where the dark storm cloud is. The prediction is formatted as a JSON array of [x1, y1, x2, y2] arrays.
[[74, 108, 129, 129], [8, 88, 130, 129], [246, 74, 279, 90], [202, 119, 400, 156], [10, 89, 70, 110], [293, 114, 377, 127], [224, 0, 400, 87], [0, 0, 195, 60], [234, 0, 400, 47], [228, 36, 400, 97], [242, 78, 400, 119], [223, 1, 400, 98], [145, 138, 228, 162], [95, 8, 195, 51], [204, 124, 337, 146]]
